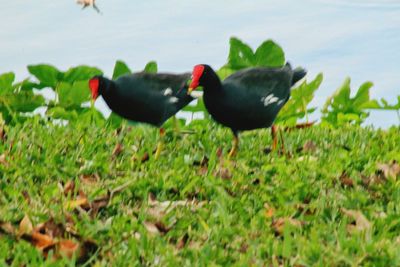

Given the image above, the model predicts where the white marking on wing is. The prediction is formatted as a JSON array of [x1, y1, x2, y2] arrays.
[[163, 88, 173, 96], [277, 99, 285, 106], [261, 94, 279, 106], [168, 97, 179, 104]]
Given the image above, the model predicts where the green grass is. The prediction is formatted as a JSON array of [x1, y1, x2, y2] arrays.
[[1, 118, 400, 266]]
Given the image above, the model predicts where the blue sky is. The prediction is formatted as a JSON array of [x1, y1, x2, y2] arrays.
[[1, 0, 399, 126]]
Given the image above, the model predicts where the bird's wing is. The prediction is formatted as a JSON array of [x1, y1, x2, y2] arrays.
[[128, 72, 191, 95], [214, 65, 293, 125], [223, 65, 292, 98]]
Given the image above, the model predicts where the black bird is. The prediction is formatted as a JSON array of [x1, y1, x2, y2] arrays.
[[188, 63, 306, 157], [89, 72, 194, 157]]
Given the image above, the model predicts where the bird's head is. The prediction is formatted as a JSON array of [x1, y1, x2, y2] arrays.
[[188, 64, 213, 94], [88, 75, 104, 100]]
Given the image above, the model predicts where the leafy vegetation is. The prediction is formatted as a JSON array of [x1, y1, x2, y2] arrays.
[[321, 78, 379, 127], [0, 37, 399, 265], [0, 37, 399, 127]]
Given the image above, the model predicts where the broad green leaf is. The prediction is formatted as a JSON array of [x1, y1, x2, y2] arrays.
[[254, 40, 285, 67], [277, 73, 323, 126], [0, 72, 15, 93], [63, 66, 103, 83], [323, 77, 351, 112], [322, 77, 379, 126], [0, 91, 45, 112], [353, 81, 373, 108], [57, 81, 90, 109], [144, 61, 158, 73], [359, 100, 381, 109], [112, 60, 132, 80], [14, 78, 44, 91], [27, 64, 62, 89], [227, 37, 255, 70]]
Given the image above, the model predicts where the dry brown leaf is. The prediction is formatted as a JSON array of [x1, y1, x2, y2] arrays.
[[377, 161, 400, 180], [264, 203, 275, 218], [339, 172, 354, 188], [216, 147, 223, 159], [0, 221, 15, 235], [64, 197, 89, 210], [176, 233, 189, 250], [80, 174, 100, 185], [143, 221, 160, 234], [21, 190, 31, 204], [198, 166, 208, 175], [342, 208, 372, 232], [112, 143, 123, 157], [35, 218, 66, 239], [141, 152, 150, 162], [63, 180, 76, 196], [303, 140, 317, 153], [0, 126, 6, 142], [19, 215, 33, 236], [90, 193, 110, 217], [0, 154, 7, 166], [30, 232, 55, 251], [215, 167, 232, 180], [272, 218, 303, 236], [239, 242, 248, 253], [154, 221, 170, 234], [58, 239, 80, 259]]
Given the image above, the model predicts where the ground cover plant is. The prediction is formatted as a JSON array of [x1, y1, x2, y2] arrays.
[[0, 37, 399, 265]]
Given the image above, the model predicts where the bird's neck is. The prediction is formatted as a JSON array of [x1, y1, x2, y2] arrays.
[[202, 69, 223, 93], [100, 78, 116, 98]]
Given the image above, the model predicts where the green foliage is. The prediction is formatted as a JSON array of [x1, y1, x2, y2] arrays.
[[27, 64, 62, 89], [0, 37, 398, 127], [112, 60, 132, 80], [57, 81, 91, 109], [63, 65, 103, 83], [217, 37, 285, 80], [276, 73, 323, 126], [25, 64, 102, 121], [0, 72, 45, 123], [144, 61, 158, 73], [377, 96, 400, 111], [322, 78, 377, 126]]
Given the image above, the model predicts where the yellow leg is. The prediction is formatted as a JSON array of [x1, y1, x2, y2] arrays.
[[228, 134, 239, 158], [154, 128, 166, 160]]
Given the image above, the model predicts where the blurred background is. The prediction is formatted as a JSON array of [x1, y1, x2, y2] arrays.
[[1, 0, 399, 127]]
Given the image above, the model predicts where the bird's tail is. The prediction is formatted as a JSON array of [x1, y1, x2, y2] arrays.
[[292, 67, 307, 86]]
